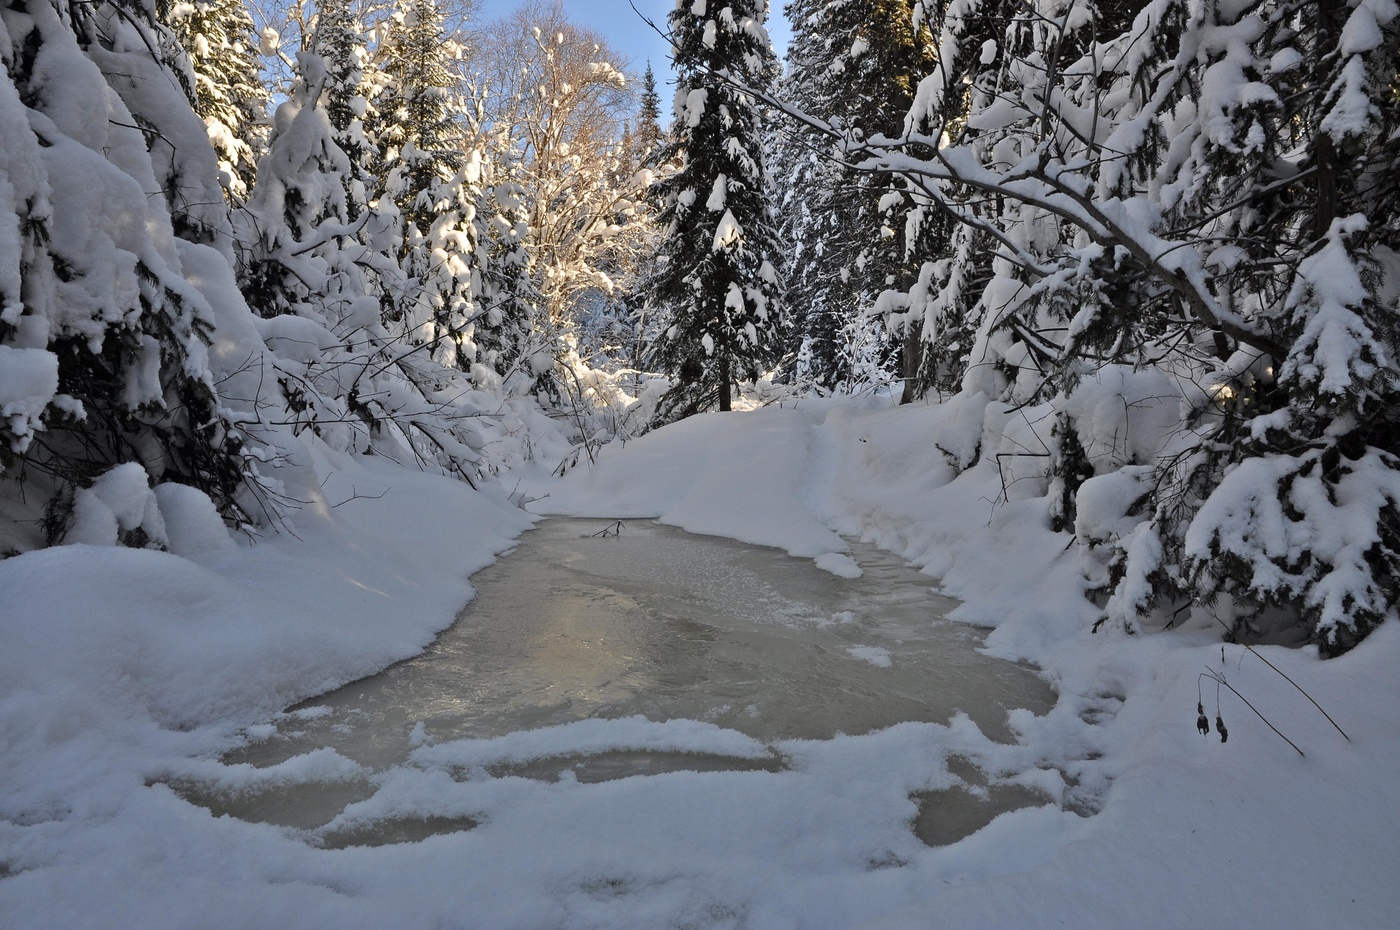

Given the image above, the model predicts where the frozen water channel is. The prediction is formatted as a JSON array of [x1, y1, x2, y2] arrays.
[[183, 519, 1056, 847]]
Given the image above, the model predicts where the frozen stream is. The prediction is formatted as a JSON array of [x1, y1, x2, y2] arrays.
[[185, 519, 1056, 846]]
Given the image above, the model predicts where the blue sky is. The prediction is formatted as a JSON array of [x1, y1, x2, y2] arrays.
[[473, 1, 793, 80]]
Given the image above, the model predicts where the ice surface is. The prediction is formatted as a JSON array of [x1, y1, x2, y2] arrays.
[[204, 520, 1051, 790]]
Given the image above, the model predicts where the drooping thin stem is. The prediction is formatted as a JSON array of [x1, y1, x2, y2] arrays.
[[1204, 668, 1305, 758], [1209, 616, 1351, 742], [1243, 643, 1350, 742]]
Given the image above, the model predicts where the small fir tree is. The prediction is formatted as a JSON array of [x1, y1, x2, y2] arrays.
[[636, 60, 664, 164]]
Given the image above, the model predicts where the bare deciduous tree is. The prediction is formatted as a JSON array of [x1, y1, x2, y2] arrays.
[[471, 0, 653, 332]]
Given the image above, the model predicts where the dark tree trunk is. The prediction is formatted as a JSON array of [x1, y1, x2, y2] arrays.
[[1314, 0, 1343, 239], [899, 327, 922, 405]]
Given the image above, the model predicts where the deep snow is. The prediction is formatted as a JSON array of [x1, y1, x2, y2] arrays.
[[2, 398, 1397, 929]]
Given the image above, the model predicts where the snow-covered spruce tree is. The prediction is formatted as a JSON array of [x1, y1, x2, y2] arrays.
[[367, 0, 491, 372], [398, 149, 490, 372], [871, 0, 1043, 404], [475, 140, 545, 390], [236, 49, 488, 483], [309, 0, 375, 223], [0, 0, 252, 548], [1161, 0, 1400, 654], [163, 0, 269, 205], [770, 0, 855, 390], [1038, 0, 1400, 654], [636, 60, 665, 165], [72, 0, 237, 251], [774, 0, 936, 394], [647, 0, 785, 419], [237, 48, 358, 322], [833, 0, 1400, 652], [621, 63, 679, 394], [371, 0, 463, 247]]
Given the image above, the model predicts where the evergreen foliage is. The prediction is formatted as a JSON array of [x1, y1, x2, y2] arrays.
[[309, 0, 375, 221], [816, 0, 1400, 653], [396, 152, 488, 373], [367, 0, 489, 380], [775, 0, 937, 395], [164, 0, 269, 205], [371, 0, 463, 242], [647, 0, 786, 418], [85, 0, 236, 249], [475, 140, 544, 390], [0, 0, 252, 539], [636, 61, 664, 164]]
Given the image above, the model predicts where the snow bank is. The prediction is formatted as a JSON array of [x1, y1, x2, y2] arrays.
[[537, 403, 852, 563], [0, 455, 531, 923]]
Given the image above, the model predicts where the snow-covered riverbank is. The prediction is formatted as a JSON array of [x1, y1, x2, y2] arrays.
[[3, 399, 1397, 928]]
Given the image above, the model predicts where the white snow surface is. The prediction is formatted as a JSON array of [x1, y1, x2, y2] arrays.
[[3, 398, 1398, 928], [0, 345, 58, 453]]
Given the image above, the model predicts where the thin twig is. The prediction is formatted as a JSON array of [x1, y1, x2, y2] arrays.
[[1208, 616, 1351, 741], [1202, 669, 1305, 758]]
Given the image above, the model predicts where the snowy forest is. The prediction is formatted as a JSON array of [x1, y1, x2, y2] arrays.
[[2, 0, 1399, 926]]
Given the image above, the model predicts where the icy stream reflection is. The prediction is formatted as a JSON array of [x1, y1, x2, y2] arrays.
[[205, 519, 1056, 843]]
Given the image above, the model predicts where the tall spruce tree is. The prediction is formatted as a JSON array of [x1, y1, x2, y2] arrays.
[[368, 0, 486, 368], [164, 0, 269, 205], [775, 0, 937, 394], [372, 0, 463, 242], [397, 154, 489, 372], [647, 0, 785, 418], [636, 60, 664, 164], [476, 138, 549, 394], [309, 0, 375, 222]]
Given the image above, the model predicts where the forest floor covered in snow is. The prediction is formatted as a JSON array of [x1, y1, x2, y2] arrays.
[[2, 396, 1397, 929]]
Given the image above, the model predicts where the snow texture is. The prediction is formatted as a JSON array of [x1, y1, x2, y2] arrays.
[[0, 346, 58, 453]]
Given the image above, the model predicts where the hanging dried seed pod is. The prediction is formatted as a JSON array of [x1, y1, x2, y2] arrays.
[[1197, 702, 1210, 735], [1216, 716, 1228, 743]]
